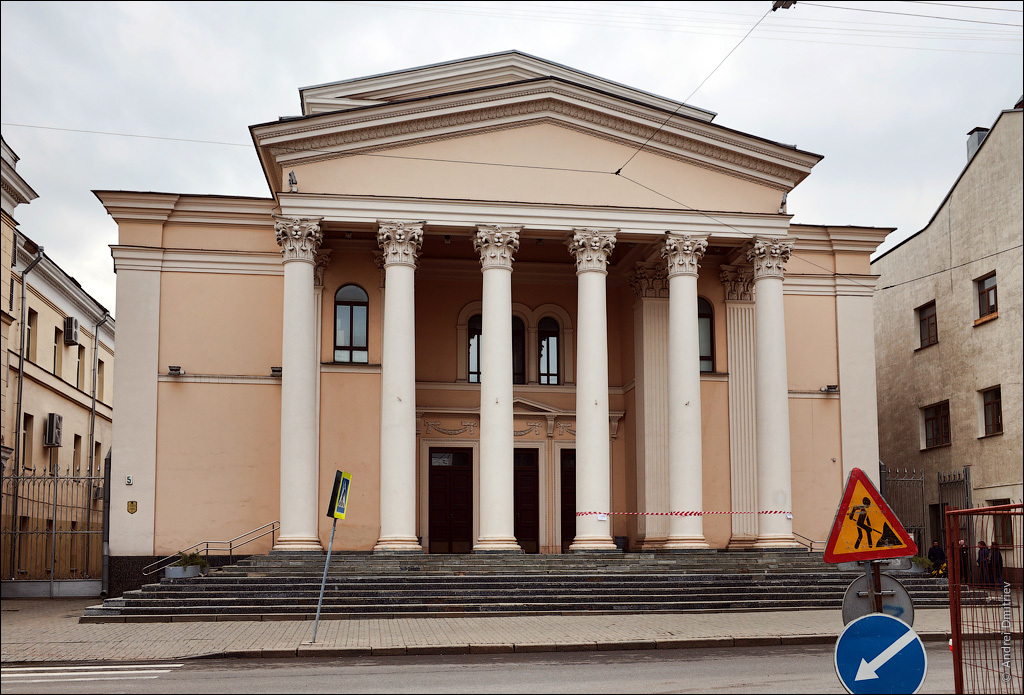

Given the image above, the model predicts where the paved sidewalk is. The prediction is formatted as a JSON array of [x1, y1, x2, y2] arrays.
[[1, 598, 952, 664]]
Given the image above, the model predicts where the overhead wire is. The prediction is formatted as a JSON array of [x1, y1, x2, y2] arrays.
[[803, 2, 1024, 27], [902, 1, 1024, 12]]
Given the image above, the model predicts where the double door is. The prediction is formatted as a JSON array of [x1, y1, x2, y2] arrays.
[[427, 447, 545, 553]]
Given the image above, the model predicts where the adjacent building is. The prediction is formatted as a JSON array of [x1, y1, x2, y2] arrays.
[[2, 136, 115, 597], [95, 53, 891, 583], [872, 100, 1023, 546]]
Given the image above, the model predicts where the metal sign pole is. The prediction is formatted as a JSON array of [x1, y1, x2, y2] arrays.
[[310, 517, 338, 644], [870, 561, 884, 614]]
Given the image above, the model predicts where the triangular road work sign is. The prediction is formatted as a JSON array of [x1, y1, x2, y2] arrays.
[[823, 468, 918, 563]]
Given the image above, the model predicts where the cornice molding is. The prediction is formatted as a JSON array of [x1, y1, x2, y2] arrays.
[[260, 94, 809, 190], [109, 246, 284, 275], [95, 191, 276, 227], [16, 246, 114, 332]]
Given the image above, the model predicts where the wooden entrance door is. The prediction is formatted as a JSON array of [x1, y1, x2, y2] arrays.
[[560, 449, 576, 553], [428, 448, 473, 553], [513, 449, 540, 554]]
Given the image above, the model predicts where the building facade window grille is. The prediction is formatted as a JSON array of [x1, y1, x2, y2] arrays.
[[512, 316, 526, 385], [918, 301, 938, 347], [334, 284, 369, 363]]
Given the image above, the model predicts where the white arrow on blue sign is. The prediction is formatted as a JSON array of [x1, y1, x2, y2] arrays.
[[834, 613, 927, 694]]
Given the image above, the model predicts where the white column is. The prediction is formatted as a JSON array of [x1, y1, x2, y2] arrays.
[[274, 216, 324, 551], [662, 234, 709, 549], [747, 238, 798, 547], [374, 221, 424, 552], [567, 229, 617, 551], [473, 225, 522, 553], [720, 266, 759, 548]]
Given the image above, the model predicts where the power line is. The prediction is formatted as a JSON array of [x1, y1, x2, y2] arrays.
[[615, 6, 773, 174], [875, 244, 1023, 291], [902, 1, 1024, 12], [0, 123, 250, 147], [803, 2, 1023, 27]]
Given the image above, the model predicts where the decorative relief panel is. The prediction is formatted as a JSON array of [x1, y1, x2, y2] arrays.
[[514, 422, 543, 437], [745, 238, 793, 280], [629, 262, 669, 299], [567, 228, 617, 274], [422, 420, 477, 436], [274, 216, 323, 262], [719, 264, 755, 301], [661, 233, 708, 278], [377, 221, 424, 268], [474, 225, 522, 270]]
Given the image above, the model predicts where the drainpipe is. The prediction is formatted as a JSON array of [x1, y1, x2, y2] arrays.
[[8, 241, 44, 579]]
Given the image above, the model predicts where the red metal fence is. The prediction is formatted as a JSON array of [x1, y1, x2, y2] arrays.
[[946, 503, 1023, 694]]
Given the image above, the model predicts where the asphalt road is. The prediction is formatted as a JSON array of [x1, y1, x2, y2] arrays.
[[0, 643, 954, 694]]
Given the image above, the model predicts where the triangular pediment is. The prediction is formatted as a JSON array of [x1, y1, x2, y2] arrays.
[[299, 51, 716, 122]]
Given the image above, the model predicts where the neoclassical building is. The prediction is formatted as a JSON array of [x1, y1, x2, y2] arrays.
[[98, 53, 889, 570]]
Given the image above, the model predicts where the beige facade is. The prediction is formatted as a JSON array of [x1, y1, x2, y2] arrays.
[[97, 53, 890, 568], [2, 137, 115, 594], [872, 105, 1023, 542]]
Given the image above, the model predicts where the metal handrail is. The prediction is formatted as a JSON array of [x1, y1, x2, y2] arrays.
[[142, 520, 280, 576], [793, 532, 826, 551]]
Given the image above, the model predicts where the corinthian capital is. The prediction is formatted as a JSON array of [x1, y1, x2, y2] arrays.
[[377, 220, 424, 268], [474, 225, 521, 270], [567, 228, 617, 274], [745, 237, 793, 280], [313, 250, 332, 287], [274, 216, 323, 263], [629, 261, 669, 299], [719, 264, 754, 301], [661, 233, 708, 278]]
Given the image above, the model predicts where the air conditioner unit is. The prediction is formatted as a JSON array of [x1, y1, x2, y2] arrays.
[[43, 413, 63, 448], [64, 316, 80, 345]]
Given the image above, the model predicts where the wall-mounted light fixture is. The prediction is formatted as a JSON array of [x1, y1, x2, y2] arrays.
[[168, 365, 184, 376], [443, 235, 452, 245], [820, 385, 839, 393], [271, 367, 283, 377]]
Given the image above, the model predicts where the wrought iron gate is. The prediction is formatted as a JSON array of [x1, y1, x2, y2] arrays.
[[878, 462, 926, 551], [939, 466, 974, 554], [1, 460, 104, 592]]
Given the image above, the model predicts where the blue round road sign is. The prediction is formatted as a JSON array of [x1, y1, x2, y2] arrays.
[[834, 613, 927, 694]]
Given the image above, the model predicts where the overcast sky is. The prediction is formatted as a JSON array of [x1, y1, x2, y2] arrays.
[[2, 1, 1021, 315]]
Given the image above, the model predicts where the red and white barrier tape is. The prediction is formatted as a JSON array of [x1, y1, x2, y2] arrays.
[[575, 510, 791, 516]]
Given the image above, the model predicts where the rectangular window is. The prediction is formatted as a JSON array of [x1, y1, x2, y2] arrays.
[[54, 327, 64, 376], [97, 359, 105, 402], [22, 413, 34, 471], [27, 309, 38, 362], [989, 499, 1013, 546], [73, 434, 83, 474], [93, 442, 102, 476], [977, 272, 997, 318], [917, 301, 937, 348], [923, 401, 951, 448], [982, 387, 1002, 436], [77, 345, 85, 389]]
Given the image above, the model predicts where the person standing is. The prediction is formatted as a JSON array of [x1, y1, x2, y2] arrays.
[[976, 540, 991, 587], [958, 539, 971, 583], [990, 542, 1004, 587], [927, 540, 946, 570]]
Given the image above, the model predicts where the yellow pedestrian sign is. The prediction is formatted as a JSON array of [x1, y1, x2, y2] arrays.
[[325, 471, 352, 520], [824, 468, 917, 563]]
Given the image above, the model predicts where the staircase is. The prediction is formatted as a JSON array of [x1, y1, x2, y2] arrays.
[[82, 550, 955, 623]]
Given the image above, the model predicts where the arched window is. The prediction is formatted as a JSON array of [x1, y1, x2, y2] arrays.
[[698, 297, 714, 373], [468, 314, 482, 383], [334, 284, 368, 363], [468, 315, 527, 384], [538, 317, 560, 385], [512, 316, 526, 385]]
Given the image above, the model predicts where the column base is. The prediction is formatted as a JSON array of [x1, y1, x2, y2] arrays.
[[373, 536, 424, 553], [273, 536, 324, 552], [727, 535, 760, 550], [753, 534, 802, 549], [472, 537, 522, 553], [663, 535, 710, 549], [569, 536, 618, 552], [639, 537, 667, 551]]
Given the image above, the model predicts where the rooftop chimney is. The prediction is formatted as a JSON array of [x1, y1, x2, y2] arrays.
[[966, 127, 989, 162]]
